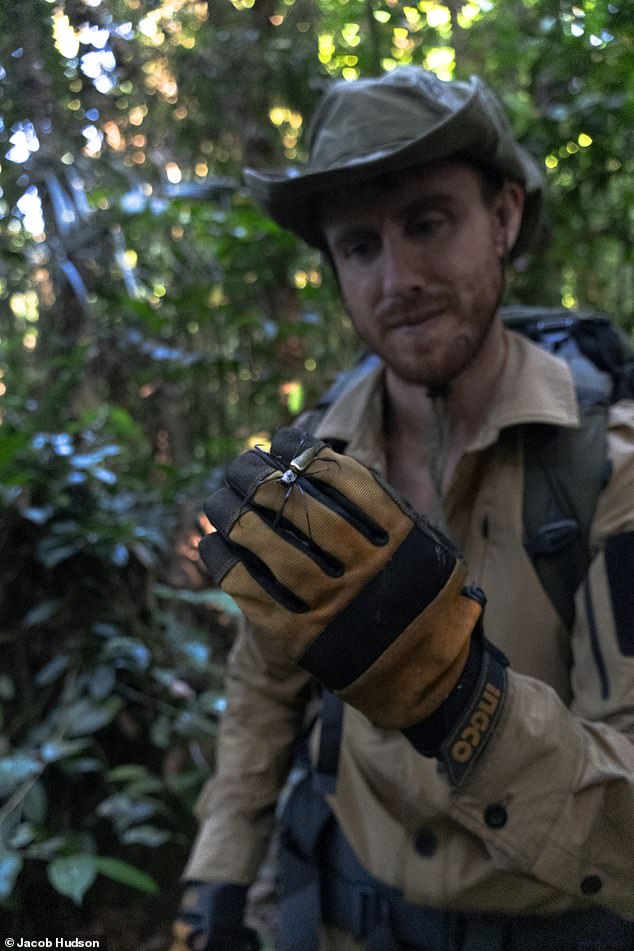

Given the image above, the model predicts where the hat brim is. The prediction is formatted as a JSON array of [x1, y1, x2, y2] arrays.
[[245, 86, 543, 259]]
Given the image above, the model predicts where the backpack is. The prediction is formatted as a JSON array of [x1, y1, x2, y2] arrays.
[[302, 306, 634, 631]]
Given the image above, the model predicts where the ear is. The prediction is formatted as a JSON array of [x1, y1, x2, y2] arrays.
[[492, 181, 525, 257]]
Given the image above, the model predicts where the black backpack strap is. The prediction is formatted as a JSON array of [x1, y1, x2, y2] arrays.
[[277, 770, 334, 951], [506, 310, 616, 630], [522, 399, 611, 631], [314, 690, 345, 795]]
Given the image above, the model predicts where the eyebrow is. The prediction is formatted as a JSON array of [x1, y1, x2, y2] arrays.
[[325, 191, 460, 252], [328, 224, 376, 254], [398, 192, 458, 217]]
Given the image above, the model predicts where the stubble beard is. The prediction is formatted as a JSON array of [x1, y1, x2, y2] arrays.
[[384, 267, 506, 389], [378, 301, 500, 390]]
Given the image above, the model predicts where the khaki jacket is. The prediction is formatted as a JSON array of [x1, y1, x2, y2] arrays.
[[185, 329, 634, 920]]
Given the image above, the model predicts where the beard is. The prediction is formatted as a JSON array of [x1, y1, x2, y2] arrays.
[[350, 259, 506, 390], [365, 297, 501, 389]]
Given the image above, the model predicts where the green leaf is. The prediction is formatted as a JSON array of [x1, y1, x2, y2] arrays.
[[105, 764, 151, 783], [24, 599, 65, 630], [150, 716, 171, 749], [94, 856, 159, 894], [65, 697, 123, 738], [36, 542, 81, 570], [70, 445, 121, 469], [0, 753, 42, 797], [47, 854, 97, 906], [9, 822, 36, 849], [89, 664, 116, 700], [153, 583, 242, 615], [287, 381, 305, 416], [198, 690, 227, 716], [61, 757, 103, 775], [25, 836, 66, 861], [40, 739, 91, 763], [34, 653, 72, 686], [23, 780, 48, 823], [0, 675, 15, 701], [0, 848, 23, 900], [120, 824, 171, 847], [0, 431, 30, 471], [92, 622, 124, 639], [22, 506, 55, 525], [96, 793, 157, 830], [100, 638, 151, 671], [108, 407, 139, 438]]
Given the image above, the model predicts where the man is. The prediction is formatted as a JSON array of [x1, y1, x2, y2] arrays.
[[173, 69, 634, 951]]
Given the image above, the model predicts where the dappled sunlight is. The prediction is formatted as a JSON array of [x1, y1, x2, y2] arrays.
[[5, 122, 40, 164]]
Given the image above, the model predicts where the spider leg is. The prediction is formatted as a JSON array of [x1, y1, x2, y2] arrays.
[[297, 482, 314, 543], [238, 470, 281, 520], [272, 481, 295, 530], [272, 480, 314, 542], [292, 433, 308, 458], [305, 458, 342, 478]]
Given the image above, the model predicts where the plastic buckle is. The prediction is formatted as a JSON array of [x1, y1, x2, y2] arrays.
[[524, 518, 578, 555], [534, 317, 576, 353], [350, 886, 388, 940]]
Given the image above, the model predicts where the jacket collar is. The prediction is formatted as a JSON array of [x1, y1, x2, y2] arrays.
[[314, 328, 580, 467]]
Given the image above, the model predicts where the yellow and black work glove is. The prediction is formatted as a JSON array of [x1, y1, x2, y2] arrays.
[[170, 882, 260, 951], [199, 428, 507, 785]]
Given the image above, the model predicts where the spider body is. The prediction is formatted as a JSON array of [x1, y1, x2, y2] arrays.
[[279, 442, 323, 486]]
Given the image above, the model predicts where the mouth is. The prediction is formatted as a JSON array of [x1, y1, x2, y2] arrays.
[[388, 307, 448, 331]]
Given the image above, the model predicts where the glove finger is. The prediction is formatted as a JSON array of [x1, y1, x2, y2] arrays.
[[220, 443, 391, 557], [225, 448, 281, 501], [198, 530, 241, 586], [203, 485, 245, 537], [214, 476, 352, 582], [225, 506, 406, 658], [244, 430, 398, 551], [201, 505, 328, 618], [269, 427, 323, 468], [269, 429, 419, 549], [248, 474, 391, 564], [249, 450, 418, 566], [225, 509, 340, 607], [202, 479, 368, 622], [299, 446, 458, 560]]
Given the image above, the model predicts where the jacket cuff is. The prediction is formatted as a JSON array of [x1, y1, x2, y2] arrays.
[[180, 880, 249, 932]]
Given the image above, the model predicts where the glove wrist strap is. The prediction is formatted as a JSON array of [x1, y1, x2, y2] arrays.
[[402, 619, 508, 787]]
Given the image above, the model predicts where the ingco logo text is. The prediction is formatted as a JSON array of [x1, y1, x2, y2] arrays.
[[450, 682, 502, 764]]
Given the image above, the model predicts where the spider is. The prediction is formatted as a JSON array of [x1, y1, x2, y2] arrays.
[[279, 441, 325, 485], [244, 434, 338, 540]]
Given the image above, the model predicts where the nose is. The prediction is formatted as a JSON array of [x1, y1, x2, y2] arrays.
[[381, 231, 424, 300]]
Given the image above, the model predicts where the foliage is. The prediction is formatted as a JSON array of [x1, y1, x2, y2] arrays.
[[0, 399, 236, 935], [0, 0, 633, 943]]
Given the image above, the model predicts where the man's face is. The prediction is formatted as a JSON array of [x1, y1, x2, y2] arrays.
[[321, 161, 521, 389]]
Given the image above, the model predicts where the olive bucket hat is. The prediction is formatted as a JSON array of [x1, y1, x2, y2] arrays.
[[244, 67, 544, 258]]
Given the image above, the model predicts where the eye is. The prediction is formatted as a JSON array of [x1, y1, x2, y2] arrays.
[[335, 231, 380, 263], [409, 213, 447, 238], [346, 239, 378, 261]]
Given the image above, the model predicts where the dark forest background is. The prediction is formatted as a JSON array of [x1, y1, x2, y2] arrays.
[[0, 0, 632, 946]]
